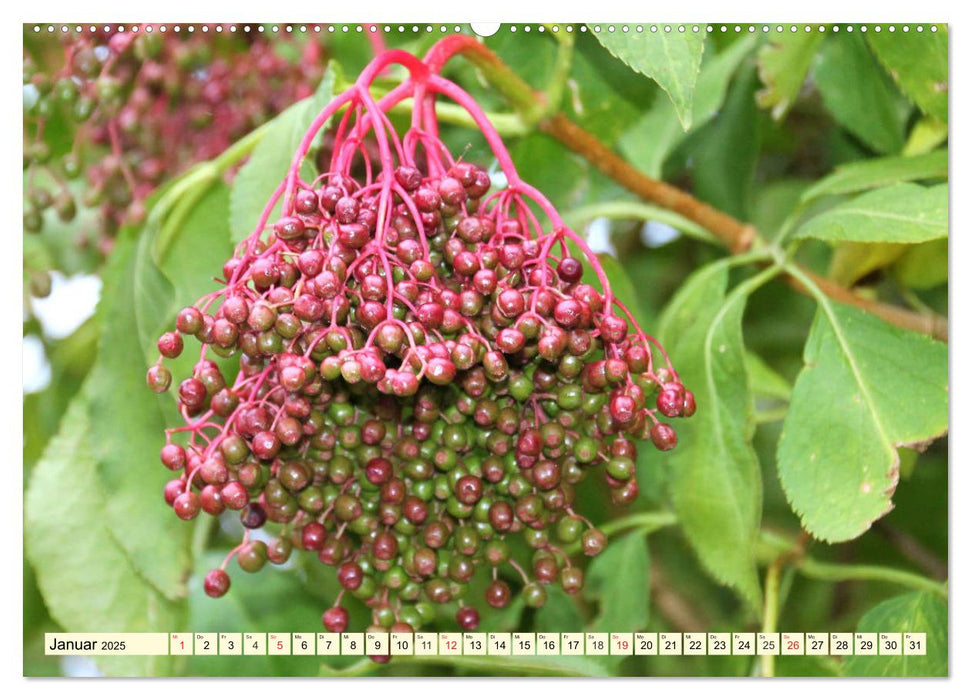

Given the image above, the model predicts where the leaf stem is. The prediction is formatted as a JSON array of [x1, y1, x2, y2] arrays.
[[563, 201, 718, 245], [393, 99, 528, 136], [797, 558, 947, 598], [760, 559, 782, 677], [564, 510, 676, 556], [601, 510, 678, 538], [784, 258, 946, 340], [145, 119, 271, 247], [758, 531, 948, 599], [541, 28, 576, 121]]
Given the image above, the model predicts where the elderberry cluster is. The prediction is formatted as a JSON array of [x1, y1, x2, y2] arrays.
[[23, 25, 322, 247], [148, 45, 693, 644]]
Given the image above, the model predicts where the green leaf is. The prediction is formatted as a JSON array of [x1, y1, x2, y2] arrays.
[[618, 35, 756, 177], [843, 593, 947, 676], [801, 150, 947, 202], [536, 586, 585, 633], [658, 262, 765, 610], [229, 66, 337, 243], [86, 176, 233, 602], [745, 351, 792, 401], [751, 179, 812, 236], [565, 34, 660, 144], [24, 392, 184, 676], [476, 596, 526, 634], [814, 33, 907, 154], [510, 133, 594, 211], [682, 65, 761, 220], [563, 201, 715, 244], [893, 238, 948, 289], [756, 31, 825, 119], [903, 117, 948, 156], [157, 183, 235, 303], [828, 242, 908, 286], [591, 28, 705, 130], [867, 27, 948, 123], [88, 226, 191, 601], [92, 184, 228, 580], [584, 532, 650, 632], [486, 30, 558, 92], [777, 302, 948, 542], [795, 184, 948, 244]]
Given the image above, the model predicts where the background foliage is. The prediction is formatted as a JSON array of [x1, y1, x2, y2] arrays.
[[23, 23, 948, 677]]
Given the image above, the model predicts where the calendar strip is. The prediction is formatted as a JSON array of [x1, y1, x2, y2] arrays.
[[44, 631, 927, 657]]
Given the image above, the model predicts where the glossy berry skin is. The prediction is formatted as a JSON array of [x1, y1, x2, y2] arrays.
[[178, 378, 207, 411], [268, 538, 293, 565], [221, 481, 249, 510], [581, 529, 607, 557], [682, 390, 697, 417], [322, 606, 349, 633], [455, 475, 483, 505], [560, 567, 584, 595], [556, 257, 584, 284], [650, 423, 678, 451], [485, 580, 511, 609], [456, 606, 480, 630], [146, 365, 172, 393], [337, 562, 364, 591], [173, 492, 200, 520], [240, 503, 266, 529], [160, 443, 186, 470], [176, 307, 204, 335], [302, 522, 327, 551], [204, 569, 230, 598], [157, 332, 183, 358], [163, 479, 186, 506], [657, 382, 686, 418], [522, 582, 548, 609], [365, 457, 393, 485]]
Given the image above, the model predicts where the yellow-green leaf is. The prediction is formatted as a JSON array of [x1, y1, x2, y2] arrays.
[[829, 242, 908, 286], [893, 238, 948, 289], [659, 262, 766, 610], [756, 31, 824, 120], [778, 303, 948, 542], [796, 184, 947, 244], [801, 150, 947, 202], [584, 532, 650, 632], [591, 28, 705, 130], [844, 592, 947, 676], [867, 27, 948, 124], [814, 33, 907, 154], [24, 392, 184, 676], [618, 35, 755, 176]]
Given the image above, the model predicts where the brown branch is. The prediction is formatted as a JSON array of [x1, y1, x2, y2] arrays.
[[543, 114, 947, 341], [544, 114, 758, 255], [793, 270, 947, 340], [446, 39, 948, 342]]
